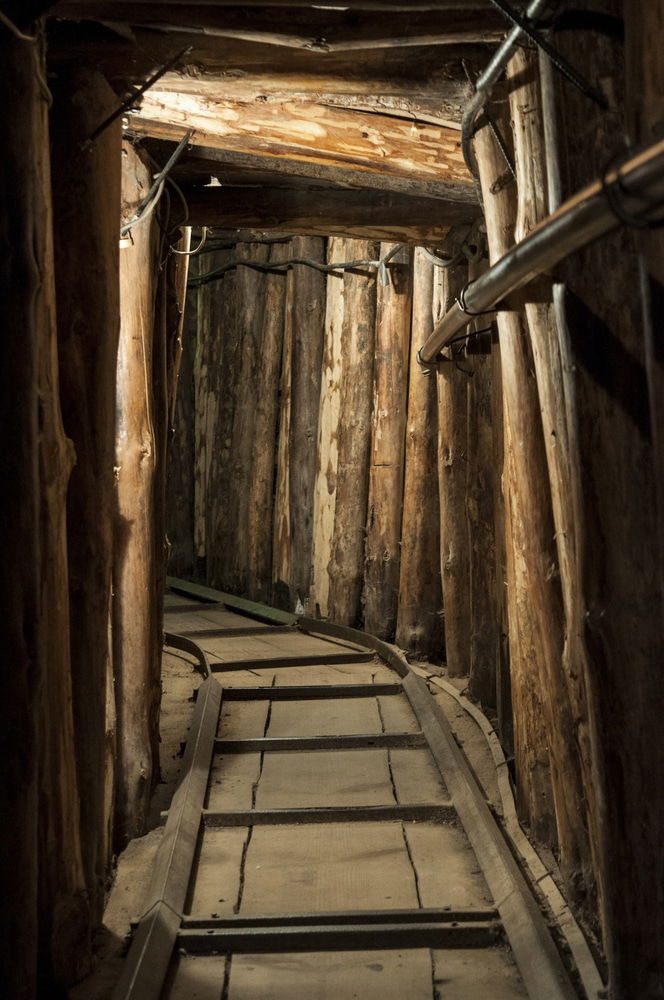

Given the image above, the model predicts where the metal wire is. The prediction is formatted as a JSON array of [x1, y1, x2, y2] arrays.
[[487, 0, 608, 108], [189, 243, 409, 287]]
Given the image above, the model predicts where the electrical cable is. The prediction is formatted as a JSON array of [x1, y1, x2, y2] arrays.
[[189, 244, 409, 287], [487, 0, 608, 108], [0, 10, 37, 42], [120, 132, 192, 238], [172, 227, 208, 256]]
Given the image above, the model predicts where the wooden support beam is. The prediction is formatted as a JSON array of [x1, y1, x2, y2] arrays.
[[364, 244, 411, 639], [474, 113, 557, 846], [396, 249, 444, 661], [52, 3, 507, 49], [434, 260, 471, 678], [327, 240, 378, 626], [51, 67, 122, 928], [183, 185, 469, 245], [128, 90, 472, 190], [114, 142, 162, 843]]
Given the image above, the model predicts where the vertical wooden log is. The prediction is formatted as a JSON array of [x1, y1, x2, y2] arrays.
[[364, 243, 411, 639], [551, 9, 664, 990], [626, 3, 664, 617], [508, 49, 595, 904], [491, 343, 512, 753], [0, 34, 82, 999], [193, 262, 211, 576], [273, 244, 294, 609], [287, 237, 326, 610], [395, 249, 444, 660], [474, 118, 556, 844], [434, 260, 471, 677], [27, 60, 92, 995], [152, 230, 190, 763], [310, 241, 346, 618], [327, 241, 378, 625], [464, 275, 498, 710], [51, 69, 121, 927], [196, 248, 234, 582], [114, 142, 161, 843], [167, 256, 197, 580], [247, 242, 288, 603], [206, 242, 270, 594]]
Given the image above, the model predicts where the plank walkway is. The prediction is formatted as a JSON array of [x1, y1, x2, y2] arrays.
[[112, 583, 582, 1000]]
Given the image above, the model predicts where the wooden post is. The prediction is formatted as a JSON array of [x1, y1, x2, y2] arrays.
[[208, 241, 270, 596], [327, 242, 378, 626], [508, 48, 595, 902], [395, 249, 444, 660], [434, 259, 471, 678], [247, 241, 288, 603], [287, 237, 327, 610], [464, 264, 498, 710], [364, 243, 411, 639], [550, 9, 664, 990], [51, 68, 122, 927], [273, 241, 295, 609], [491, 341, 512, 754], [114, 141, 161, 843], [310, 240, 346, 619], [195, 246, 235, 582], [474, 116, 557, 845], [167, 255, 198, 580], [0, 34, 88, 999]]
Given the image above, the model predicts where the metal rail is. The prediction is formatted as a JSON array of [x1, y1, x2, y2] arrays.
[[115, 582, 601, 1000], [418, 137, 664, 367]]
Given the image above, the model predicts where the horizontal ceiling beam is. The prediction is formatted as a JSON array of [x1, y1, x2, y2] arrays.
[[53, 0, 495, 10], [128, 91, 474, 190], [46, 22, 486, 104], [149, 140, 476, 204], [52, 3, 506, 48], [178, 183, 477, 243]]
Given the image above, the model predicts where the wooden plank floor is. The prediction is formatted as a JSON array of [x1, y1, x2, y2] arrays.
[[156, 594, 529, 1000]]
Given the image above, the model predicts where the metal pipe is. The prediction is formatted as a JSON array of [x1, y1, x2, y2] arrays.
[[418, 137, 664, 368], [461, 0, 550, 176]]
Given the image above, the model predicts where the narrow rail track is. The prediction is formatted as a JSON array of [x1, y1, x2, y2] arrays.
[[112, 580, 593, 1000]]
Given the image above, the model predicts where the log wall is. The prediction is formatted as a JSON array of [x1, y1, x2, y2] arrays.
[[171, 235, 502, 690]]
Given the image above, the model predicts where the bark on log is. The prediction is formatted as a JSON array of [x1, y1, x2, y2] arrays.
[[491, 341, 512, 754], [114, 142, 162, 844], [508, 49, 595, 906], [434, 261, 471, 677], [167, 255, 197, 580], [272, 247, 294, 609], [287, 237, 327, 610], [551, 10, 664, 991], [51, 68, 121, 928], [310, 240, 346, 619], [625, 3, 664, 613], [327, 241, 378, 625], [195, 247, 231, 577], [0, 35, 86, 999], [247, 242, 289, 603], [474, 117, 556, 845], [464, 265, 498, 709], [207, 242, 270, 595], [395, 249, 444, 660], [364, 244, 411, 639]]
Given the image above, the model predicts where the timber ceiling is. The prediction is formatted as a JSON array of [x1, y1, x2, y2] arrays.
[[46, 1, 508, 243]]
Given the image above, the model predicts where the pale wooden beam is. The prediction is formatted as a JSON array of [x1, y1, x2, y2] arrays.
[[128, 91, 474, 190]]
